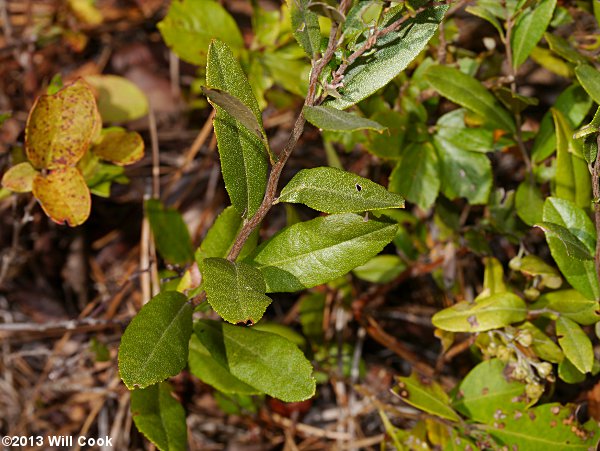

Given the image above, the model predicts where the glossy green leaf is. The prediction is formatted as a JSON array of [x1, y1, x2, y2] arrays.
[[452, 359, 526, 423], [515, 180, 544, 226], [157, 0, 243, 65], [196, 206, 257, 262], [202, 87, 266, 145], [278, 167, 404, 213], [202, 258, 272, 325], [247, 213, 398, 292], [425, 65, 515, 133], [26, 78, 101, 170], [195, 320, 316, 402], [85, 75, 148, 123], [483, 403, 600, 449], [261, 51, 310, 97], [207, 40, 268, 217], [394, 373, 460, 422], [534, 290, 599, 325], [389, 142, 440, 210], [552, 109, 591, 209], [130, 382, 187, 451], [542, 197, 599, 300], [532, 85, 591, 163], [352, 255, 406, 283], [510, 0, 556, 68], [434, 109, 495, 153], [556, 316, 594, 373], [576, 64, 600, 105], [325, 4, 448, 109], [545, 33, 588, 65], [119, 291, 193, 389], [92, 128, 144, 166], [146, 199, 194, 265], [1, 162, 38, 193], [520, 322, 564, 363], [432, 293, 527, 333], [303, 106, 386, 132], [252, 322, 306, 348], [290, 0, 321, 58], [434, 136, 492, 205], [32, 167, 91, 227], [188, 334, 259, 395], [535, 222, 593, 261]]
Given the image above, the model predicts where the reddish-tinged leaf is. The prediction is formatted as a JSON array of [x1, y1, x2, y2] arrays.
[[25, 79, 101, 169], [92, 128, 144, 165], [1, 162, 39, 193], [32, 167, 91, 226]]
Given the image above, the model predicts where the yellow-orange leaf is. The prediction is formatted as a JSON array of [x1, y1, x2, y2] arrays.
[[1, 162, 39, 193], [92, 128, 144, 165], [25, 78, 101, 170], [32, 167, 91, 226]]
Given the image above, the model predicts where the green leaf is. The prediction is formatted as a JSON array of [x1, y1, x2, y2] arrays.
[[510, 0, 556, 68], [303, 106, 386, 132], [202, 258, 272, 325], [466, 6, 504, 37], [532, 85, 591, 163], [516, 254, 562, 289], [32, 167, 91, 227], [196, 206, 257, 262], [515, 180, 544, 226], [352, 255, 406, 284], [425, 65, 516, 133], [432, 293, 527, 332], [202, 87, 267, 146], [576, 64, 600, 105], [394, 373, 460, 422], [130, 382, 187, 451], [434, 136, 492, 205], [483, 403, 600, 449], [534, 290, 599, 325], [146, 199, 194, 265], [91, 128, 144, 166], [542, 197, 599, 300], [452, 359, 526, 423], [389, 142, 440, 210], [119, 291, 193, 389], [552, 108, 591, 209], [520, 322, 564, 363], [535, 222, 594, 261], [545, 33, 588, 65], [325, 4, 448, 109], [434, 109, 495, 153], [188, 334, 259, 395], [559, 357, 586, 384], [26, 78, 101, 170], [247, 213, 398, 292], [278, 167, 404, 214], [157, 0, 243, 65], [195, 320, 316, 402], [556, 316, 594, 373], [289, 0, 321, 58], [365, 110, 406, 159], [261, 51, 310, 97], [85, 75, 149, 123], [478, 257, 507, 299], [1, 162, 38, 193], [207, 40, 268, 217]]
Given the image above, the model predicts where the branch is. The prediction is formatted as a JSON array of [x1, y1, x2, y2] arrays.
[[594, 136, 600, 284], [225, 6, 351, 263]]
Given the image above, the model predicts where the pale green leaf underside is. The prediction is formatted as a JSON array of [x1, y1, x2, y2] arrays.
[[432, 292, 527, 332], [303, 105, 386, 132], [278, 166, 404, 213]]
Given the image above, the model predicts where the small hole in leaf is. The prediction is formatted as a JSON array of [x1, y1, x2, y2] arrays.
[[355, 183, 362, 192]]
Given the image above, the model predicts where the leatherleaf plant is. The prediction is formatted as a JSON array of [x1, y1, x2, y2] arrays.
[[110, 0, 600, 449]]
